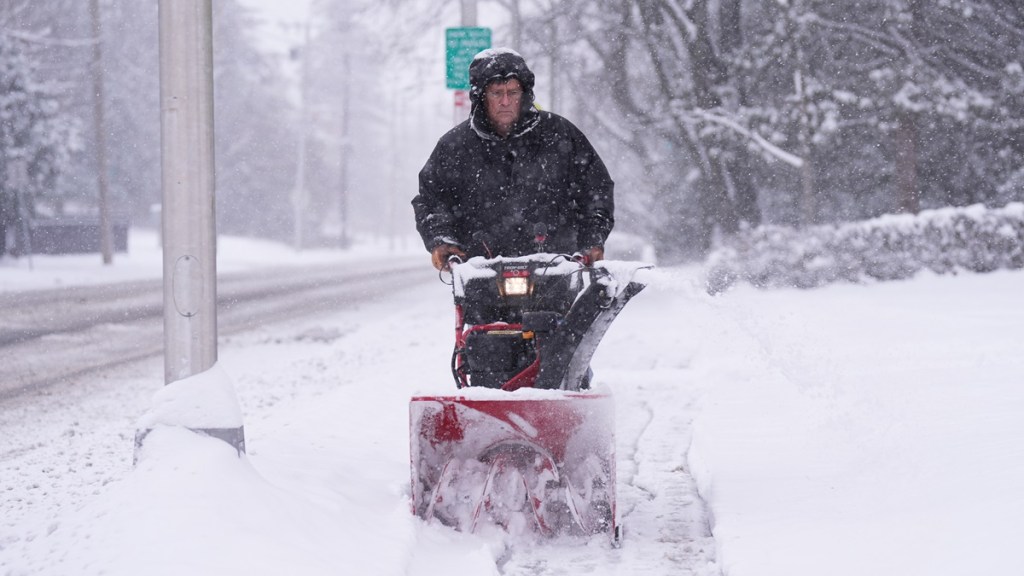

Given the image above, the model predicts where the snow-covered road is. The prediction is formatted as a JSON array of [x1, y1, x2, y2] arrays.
[[0, 257, 428, 399]]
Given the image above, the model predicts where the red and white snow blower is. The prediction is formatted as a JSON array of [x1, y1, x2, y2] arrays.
[[410, 253, 648, 542]]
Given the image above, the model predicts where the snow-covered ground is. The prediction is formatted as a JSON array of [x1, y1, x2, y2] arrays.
[[2, 230, 1023, 575]]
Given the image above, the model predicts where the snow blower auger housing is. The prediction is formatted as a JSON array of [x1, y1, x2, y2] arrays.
[[410, 254, 649, 542]]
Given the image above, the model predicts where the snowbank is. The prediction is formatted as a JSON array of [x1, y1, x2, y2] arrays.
[[706, 202, 1024, 292]]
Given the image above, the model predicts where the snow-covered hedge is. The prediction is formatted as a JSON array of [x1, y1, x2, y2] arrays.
[[705, 203, 1024, 293]]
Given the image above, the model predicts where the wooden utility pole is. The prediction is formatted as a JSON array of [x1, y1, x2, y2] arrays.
[[292, 19, 311, 251], [90, 0, 113, 264], [338, 52, 351, 248]]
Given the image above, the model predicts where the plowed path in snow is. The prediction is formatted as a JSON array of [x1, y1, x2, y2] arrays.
[[498, 271, 720, 576]]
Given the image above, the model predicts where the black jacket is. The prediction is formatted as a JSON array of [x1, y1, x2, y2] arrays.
[[413, 109, 614, 258]]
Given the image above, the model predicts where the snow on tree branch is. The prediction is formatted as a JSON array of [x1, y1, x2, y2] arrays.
[[687, 108, 805, 168]]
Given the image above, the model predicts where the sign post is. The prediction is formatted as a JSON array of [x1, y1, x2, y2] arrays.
[[453, 89, 470, 125], [445, 26, 490, 124]]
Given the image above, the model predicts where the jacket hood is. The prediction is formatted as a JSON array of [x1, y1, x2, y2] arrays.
[[468, 48, 539, 140], [469, 48, 535, 97]]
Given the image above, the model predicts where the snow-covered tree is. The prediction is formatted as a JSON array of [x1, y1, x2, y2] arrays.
[[511, 0, 1024, 261], [100, 0, 160, 223], [0, 34, 78, 221]]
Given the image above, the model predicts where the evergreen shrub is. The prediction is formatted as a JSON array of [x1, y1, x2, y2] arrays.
[[705, 203, 1024, 293]]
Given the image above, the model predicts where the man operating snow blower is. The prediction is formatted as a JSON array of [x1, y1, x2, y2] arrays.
[[412, 47, 614, 268], [409, 48, 647, 543]]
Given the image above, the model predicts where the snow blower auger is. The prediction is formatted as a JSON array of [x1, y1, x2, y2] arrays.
[[410, 253, 649, 543]]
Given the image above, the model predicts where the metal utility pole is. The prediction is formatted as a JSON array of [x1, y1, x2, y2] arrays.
[[461, 0, 477, 25], [449, 0, 488, 124], [156, 0, 244, 454], [159, 0, 217, 385], [89, 0, 113, 265]]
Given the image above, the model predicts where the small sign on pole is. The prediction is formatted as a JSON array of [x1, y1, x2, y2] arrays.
[[446, 26, 491, 90], [453, 89, 470, 124]]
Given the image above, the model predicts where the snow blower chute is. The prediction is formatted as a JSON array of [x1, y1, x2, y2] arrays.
[[410, 254, 648, 541]]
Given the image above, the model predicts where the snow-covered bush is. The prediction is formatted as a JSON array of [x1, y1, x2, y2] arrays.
[[705, 203, 1024, 293]]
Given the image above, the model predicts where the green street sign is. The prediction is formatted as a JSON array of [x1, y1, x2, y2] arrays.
[[446, 27, 491, 90]]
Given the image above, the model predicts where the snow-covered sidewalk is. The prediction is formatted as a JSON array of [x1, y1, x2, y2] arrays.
[[688, 269, 1024, 576]]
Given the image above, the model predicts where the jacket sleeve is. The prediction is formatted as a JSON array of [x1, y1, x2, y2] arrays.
[[570, 126, 615, 250], [413, 140, 461, 251]]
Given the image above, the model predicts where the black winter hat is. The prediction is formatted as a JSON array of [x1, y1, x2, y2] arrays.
[[468, 48, 535, 103]]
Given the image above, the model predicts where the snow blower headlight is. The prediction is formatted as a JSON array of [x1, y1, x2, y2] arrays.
[[498, 268, 533, 297], [503, 276, 530, 296]]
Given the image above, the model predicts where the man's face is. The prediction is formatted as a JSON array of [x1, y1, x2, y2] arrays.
[[484, 78, 523, 136]]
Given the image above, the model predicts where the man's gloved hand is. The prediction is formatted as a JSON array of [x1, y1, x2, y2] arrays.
[[582, 246, 604, 265], [431, 243, 467, 271]]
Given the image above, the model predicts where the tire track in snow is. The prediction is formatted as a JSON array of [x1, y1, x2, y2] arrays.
[[619, 393, 658, 514], [617, 374, 719, 574]]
